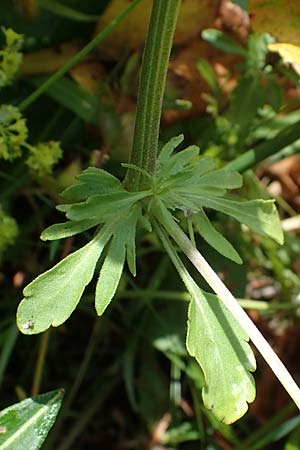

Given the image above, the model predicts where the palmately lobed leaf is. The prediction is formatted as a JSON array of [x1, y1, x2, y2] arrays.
[[95, 205, 142, 315], [186, 286, 256, 424]]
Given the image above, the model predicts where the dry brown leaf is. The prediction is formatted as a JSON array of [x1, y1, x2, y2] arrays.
[[96, 0, 220, 59], [21, 42, 82, 74], [69, 61, 105, 93], [164, 39, 239, 123], [249, 0, 300, 45]]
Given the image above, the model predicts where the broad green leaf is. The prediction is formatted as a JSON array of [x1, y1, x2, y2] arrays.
[[193, 209, 242, 264], [154, 220, 255, 424], [61, 191, 149, 221], [186, 286, 256, 424], [95, 231, 126, 315], [199, 196, 284, 244], [0, 389, 64, 450], [17, 227, 112, 334], [201, 29, 247, 56], [41, 219, 99, 241], [61, 167, 123, 201]]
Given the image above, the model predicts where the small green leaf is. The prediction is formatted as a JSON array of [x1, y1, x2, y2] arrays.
[[17, 227, 112, 334], [193, 209, 242, 264], [41, 218, 100, 241], [199, 196, 284, 244], [95, 230, 126, 315], [197, 58, 220, 96], [158, 134, 184, 165], [61, 167, 123, 201], [186, 287, 256, 424], [0, 389, 64, 450], [201, 29, 246, 56]]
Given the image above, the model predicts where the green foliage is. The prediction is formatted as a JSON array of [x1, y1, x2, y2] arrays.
[[0, 27, 23, 88], [187, 288, 256, 424], [18, 168, 149, 334], [152, 135, 283, 251], [0, 105, 28, 161], [0, 206, 18, 253], [16, 132, 284, 423], [0, 389, 64, 450]]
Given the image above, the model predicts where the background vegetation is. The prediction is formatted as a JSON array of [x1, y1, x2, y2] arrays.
[[1, 0, 300, 448]]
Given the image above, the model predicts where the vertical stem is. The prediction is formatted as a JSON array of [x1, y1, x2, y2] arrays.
[[124, 0, 181, 191], [31, 329, 50, 396]]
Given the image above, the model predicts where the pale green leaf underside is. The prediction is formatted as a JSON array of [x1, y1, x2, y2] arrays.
[[201, 196, 284, 244], [186, 287, 256, 424], [95, 231, 126, 316], [193, 209, 242, 264], [0, 389, 63, 450], [41, 218, 99, 241], [17, 227, 112, 334]]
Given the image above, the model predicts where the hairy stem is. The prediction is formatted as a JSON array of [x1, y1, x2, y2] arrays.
[[124, 0, 181, 191]]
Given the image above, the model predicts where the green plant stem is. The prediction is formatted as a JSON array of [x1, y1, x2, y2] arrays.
[[153, 207, 300, 410], [226, 120, 300, 172], [119, 290, 300, 311], [18, 0, 141, 112], [31, 329, 50, 396], [124, 0, 181, 191]]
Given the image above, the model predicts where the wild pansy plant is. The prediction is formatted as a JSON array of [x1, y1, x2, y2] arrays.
[[17, 0, 300, 423]]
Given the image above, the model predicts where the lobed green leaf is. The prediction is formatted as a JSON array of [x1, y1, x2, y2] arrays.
[[186, 286, 256, 424], [199, 196, 284, 244], [17, 227, 112, 334]]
